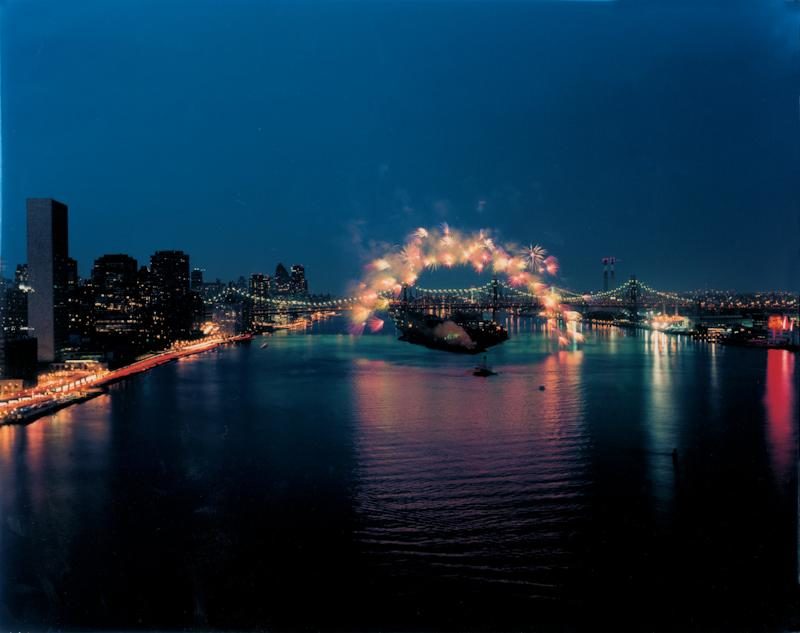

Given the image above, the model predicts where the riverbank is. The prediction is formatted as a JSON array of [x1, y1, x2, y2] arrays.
[[585, 319, 797, 352], [0, 333, 253, 426]]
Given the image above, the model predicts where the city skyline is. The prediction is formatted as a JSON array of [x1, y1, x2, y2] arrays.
[[2, 198, 799, 294], [2, 0, 799, 293], [1, 4, 799, 632]]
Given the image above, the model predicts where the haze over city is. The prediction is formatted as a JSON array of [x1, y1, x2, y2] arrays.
[[2, 0, 799, 292]]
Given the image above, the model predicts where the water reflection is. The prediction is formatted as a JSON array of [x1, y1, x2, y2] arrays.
[[0, 399, 112, 623], [0, 332, 796, 631], [644, 330, 679, 517], [764, 350, 795, 483], [350, 347, 588, 603]]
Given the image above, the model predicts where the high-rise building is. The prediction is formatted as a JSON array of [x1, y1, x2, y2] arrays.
[[289, 264, 308, 296], [26, 198, 70, 362], [3, 265, 30, 338], [91, 254, 141, 338], [92, 254, 138, 289], [150, 250, 190, 298], [274, 263, 291, 295], [190, 267, 204, 290], [249, 273, 270, 299], [248, 273, 271, 330], [148, 250, 196, 344], [1, 264, 37, 383]]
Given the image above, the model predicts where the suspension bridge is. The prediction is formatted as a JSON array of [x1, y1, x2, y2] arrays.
[[204, 275, 695, 320]]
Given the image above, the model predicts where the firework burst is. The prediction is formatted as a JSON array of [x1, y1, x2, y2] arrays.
[[521, 244, 547, 272], [350, 225, 569, 343]]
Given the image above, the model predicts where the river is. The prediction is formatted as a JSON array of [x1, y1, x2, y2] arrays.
[[0, 324, 797, 631]]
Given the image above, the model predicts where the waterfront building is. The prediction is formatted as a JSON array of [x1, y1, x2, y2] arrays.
[[212, 302, 245, 336], [249, 273, 272, 330], [66, 281, 95, 345], [26, 198, 71, 362], [150, 250, 190, 298], [148, 250, 200, 344], [91, 254, 142, 340], [274, 263, 291, 295], [3, 265, 29, 337], [290, 264, 308, 296], [250, 273, 270, 299]]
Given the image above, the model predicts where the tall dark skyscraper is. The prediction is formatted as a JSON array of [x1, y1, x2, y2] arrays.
[[274, 263, 291, 295], [248, 272, 271, 330], [3, 265, 30, 338], [26, 198, 70, 362], [149, 250, 196, 344], [191, 267, 204, 290], [92, 254, 141, 337], [150, 251, 190, 298], [290, 265, 308, 296], [249, 273, 270, 299]]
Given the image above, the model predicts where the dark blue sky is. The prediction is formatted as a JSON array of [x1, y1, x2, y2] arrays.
[[2, 0, 799, 293]]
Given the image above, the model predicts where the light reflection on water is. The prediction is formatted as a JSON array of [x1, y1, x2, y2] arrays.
[[0, 329, 797, 630], [765, 349, 795, 484], [351, 348, 588, 599]]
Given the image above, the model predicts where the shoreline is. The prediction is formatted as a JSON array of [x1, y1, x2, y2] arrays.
[[0, 333, 253, 427], [585, 319, 798, 352]]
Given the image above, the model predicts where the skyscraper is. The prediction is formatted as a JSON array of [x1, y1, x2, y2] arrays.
[[3, 265, 30, 338], [249, 273, 270, 299], [191, 268, 204, 290], [274, 263, 291, 295], [289, 265, 308, 296], [249, 272, 271, 330], [26, 198, 70, 362], [149, 250, 195, 344], [92, 254, 140, 337], [150, 250, 190, 298]]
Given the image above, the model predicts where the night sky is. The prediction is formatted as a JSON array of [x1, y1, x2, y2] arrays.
[[2, 0, 799, 293]]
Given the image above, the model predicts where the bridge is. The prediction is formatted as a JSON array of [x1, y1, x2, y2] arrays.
[[204, 275, 696, 321]]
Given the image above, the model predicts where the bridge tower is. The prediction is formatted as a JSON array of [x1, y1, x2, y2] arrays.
[[491, 276, 499, 321], [602, 256, 617, 291], [628, 274, 639, 322]]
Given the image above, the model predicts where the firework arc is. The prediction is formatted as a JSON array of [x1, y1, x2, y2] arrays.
[[350, 224, 582, 345]]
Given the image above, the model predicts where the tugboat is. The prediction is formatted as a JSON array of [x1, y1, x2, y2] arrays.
[[390, 308, 508, 354], [473, 355, 497, 377]]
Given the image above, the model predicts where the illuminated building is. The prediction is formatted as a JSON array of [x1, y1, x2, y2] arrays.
[[290, 264, 308, 296], [148, 250, 200, 345], [91, 254, 141, 339], [190, 267, 204, 290], [249, 273, 271, 330], [250, 273, 270, 299], [3, 265, 30, 337], [150, 250, 190, 298], [26, 198, 71, 362], [274, 263, 291, 295], [212, 302, 245, 336]]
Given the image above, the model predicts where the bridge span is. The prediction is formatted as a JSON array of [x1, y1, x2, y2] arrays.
[[204, 275, 696, 321]]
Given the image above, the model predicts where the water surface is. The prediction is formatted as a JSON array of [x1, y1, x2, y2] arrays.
[[0, 327, 797, 631]]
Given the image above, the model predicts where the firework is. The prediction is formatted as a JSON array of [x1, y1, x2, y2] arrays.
[[350, 225, 567, 340], [521, 244, 547, 272]]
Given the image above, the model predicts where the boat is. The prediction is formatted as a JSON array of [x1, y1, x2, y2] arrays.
[[390, 308, 508, 354], [473, 355, 497, 377], [260, 341, 269, 349]]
